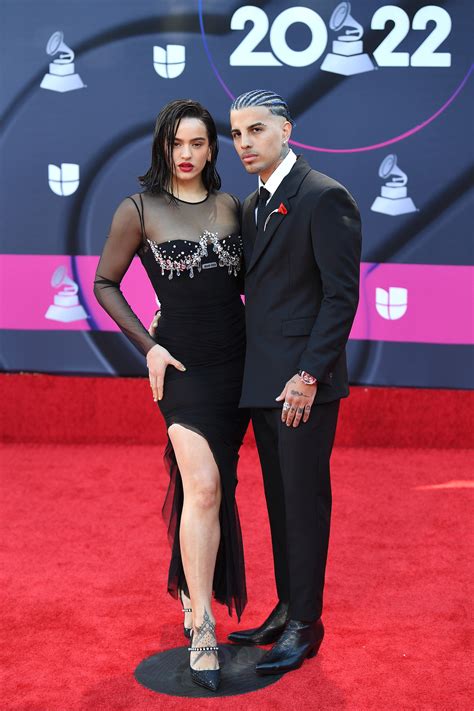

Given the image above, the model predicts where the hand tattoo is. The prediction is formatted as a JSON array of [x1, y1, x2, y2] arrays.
[[290, 389, 310, 398]]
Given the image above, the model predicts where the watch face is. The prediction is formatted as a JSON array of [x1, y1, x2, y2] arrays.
[[0, 1, 471, 389]]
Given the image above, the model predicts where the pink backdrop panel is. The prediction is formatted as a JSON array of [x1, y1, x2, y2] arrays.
[[0, 255, 473, 345], [0, 254, 157, 332], [350, 263, 474, 345]]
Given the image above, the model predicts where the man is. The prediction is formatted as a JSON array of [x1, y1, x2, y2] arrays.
[[228, 90, 362, 675]]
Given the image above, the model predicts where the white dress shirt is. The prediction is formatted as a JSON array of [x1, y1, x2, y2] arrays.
[[258, 148, 297, 203]]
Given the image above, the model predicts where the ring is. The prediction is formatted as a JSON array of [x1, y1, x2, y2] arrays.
[[283, 402, 291, 411]]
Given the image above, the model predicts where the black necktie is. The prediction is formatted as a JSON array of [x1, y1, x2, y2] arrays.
[[256, 187, 270, 233]]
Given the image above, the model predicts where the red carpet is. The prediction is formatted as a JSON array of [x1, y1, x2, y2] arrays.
[[1, 375, 473, 710], [1, 373, 473, 448]]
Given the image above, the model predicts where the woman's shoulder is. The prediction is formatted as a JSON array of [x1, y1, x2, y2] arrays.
[[115, 192, 145, 210], [109, 193, 149, 238], [119, 190, 164, 216], [214, 191, 241, 210], [109, 193, 142, 220]]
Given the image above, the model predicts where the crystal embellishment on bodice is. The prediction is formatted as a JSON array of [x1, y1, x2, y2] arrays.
[[147, 231, 242, 280]]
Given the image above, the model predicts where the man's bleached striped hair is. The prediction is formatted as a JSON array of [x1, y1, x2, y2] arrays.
[[230, 90, 295, 126]]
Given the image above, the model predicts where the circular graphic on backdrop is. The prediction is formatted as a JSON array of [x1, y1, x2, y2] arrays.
[[134, 644, 284, 698], [198, 0, 473, 153]]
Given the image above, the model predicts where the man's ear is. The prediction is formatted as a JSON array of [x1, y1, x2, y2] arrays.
[[282, 120, 292, 143]]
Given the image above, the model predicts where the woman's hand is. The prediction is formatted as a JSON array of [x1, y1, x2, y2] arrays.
[[146, 344, 186, 402], [148, 311, 161, 337]]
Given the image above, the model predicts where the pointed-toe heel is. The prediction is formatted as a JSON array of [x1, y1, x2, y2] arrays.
[[188, 612, 220, 692], [179, 590, 193, 640], [190, 668, 220, 692], [188, 635, 220, 692], [184, 625, 192, 639]]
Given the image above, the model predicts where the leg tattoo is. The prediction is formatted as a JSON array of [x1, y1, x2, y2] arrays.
[[190, 609, 218, 668]]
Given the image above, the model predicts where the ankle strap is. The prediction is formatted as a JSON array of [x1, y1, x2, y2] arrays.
[[188, 645, 219, 652], [182, 607, 192, 613]]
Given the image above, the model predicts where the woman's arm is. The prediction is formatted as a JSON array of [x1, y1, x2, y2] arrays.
[[94, 197, 186, 400], [93, 197, 158, 355]]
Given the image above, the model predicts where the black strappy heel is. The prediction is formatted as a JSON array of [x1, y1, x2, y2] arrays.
[[188, 613, 220, 692], [179, 589, 193, 639]]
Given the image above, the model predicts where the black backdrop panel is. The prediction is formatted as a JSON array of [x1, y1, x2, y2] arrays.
[[0, 1, 472, 388]]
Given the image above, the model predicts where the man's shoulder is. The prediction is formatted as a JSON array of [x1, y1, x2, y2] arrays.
[[299, 166, 360, 212], [303, 167, 347, 195], [287, 156, 352, 198]]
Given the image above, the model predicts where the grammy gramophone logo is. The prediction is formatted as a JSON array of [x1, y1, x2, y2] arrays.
[[321, 2, 375, 76], [40, 31, 85, 93], [45, 266, 88, 323], [371, 154, 418, 216]]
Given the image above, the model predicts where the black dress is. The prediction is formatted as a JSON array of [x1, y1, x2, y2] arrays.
[[93, 190, 249, 620]]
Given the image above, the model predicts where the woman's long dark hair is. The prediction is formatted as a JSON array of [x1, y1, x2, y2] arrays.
[[139, 99, 221, 196]]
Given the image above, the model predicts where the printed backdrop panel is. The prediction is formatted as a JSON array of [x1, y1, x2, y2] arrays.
[[0, 0, 473, 388]]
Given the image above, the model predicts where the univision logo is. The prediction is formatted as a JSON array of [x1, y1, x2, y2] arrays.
[[153, 45, 186, 78], [48, 163, 80, 196], [375, 287, 408, 320]]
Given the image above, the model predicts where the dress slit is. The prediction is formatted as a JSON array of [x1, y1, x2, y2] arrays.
[[161, 421, 247, 621]]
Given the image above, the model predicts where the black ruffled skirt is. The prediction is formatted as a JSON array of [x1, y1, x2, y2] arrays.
[[158, 356, 249, 621]]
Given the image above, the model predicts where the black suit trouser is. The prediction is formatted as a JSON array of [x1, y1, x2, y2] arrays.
[[251, 399, 340, 621]]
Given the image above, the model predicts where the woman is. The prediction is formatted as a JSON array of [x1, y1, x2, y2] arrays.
[[93, 99, 249, 692]]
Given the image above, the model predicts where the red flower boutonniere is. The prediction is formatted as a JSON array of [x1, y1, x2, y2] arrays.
[[264, 202, 289, 231]]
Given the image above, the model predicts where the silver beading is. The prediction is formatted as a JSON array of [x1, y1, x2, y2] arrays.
[[147, 231, 242, 280]]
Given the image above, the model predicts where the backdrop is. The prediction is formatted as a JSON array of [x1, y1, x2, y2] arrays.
[[1, 0, 472, 388]]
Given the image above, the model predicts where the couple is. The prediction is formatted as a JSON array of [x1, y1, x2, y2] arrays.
[[94, 90, 362, 692]]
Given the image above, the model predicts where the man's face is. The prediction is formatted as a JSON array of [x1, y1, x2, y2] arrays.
[[230, 106, 292, 183]]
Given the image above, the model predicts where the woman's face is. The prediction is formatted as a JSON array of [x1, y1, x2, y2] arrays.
[[171, 117, 212, 184]]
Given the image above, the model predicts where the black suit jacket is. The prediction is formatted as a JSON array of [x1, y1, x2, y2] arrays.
[[240, 156, 362, 408]]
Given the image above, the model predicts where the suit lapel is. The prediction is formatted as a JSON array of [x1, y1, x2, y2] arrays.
[[246, 157, 312, 275]]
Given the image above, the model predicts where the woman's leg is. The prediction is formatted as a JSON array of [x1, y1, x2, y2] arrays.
[[168, 424, 221, 670]]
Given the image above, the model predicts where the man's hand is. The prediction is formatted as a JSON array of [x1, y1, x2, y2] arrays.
[[146, 344, 185, 402], [276, 374, 317, 427]]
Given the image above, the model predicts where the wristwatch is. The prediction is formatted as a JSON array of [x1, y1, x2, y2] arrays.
[[298, 370, 318, 386]]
